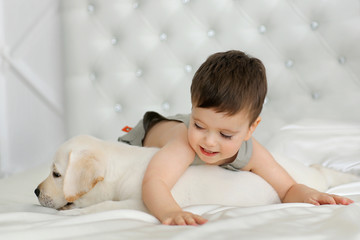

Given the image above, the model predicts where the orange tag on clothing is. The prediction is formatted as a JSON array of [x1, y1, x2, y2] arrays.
[[122, 126, 133, 133]]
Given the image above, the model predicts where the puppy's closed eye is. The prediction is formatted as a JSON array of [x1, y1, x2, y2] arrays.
[[53, 171, 61, 178]]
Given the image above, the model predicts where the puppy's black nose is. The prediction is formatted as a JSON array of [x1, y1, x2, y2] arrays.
[[34, 188, 40, 197]]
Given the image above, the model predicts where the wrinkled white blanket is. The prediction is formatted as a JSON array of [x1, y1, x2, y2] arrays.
[[1, 175, 360, 240], [1, 121, 360, 239]]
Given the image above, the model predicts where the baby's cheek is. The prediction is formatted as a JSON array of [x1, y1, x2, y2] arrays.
[[188, 129, 202, 150], [224, 142, 243, 157]]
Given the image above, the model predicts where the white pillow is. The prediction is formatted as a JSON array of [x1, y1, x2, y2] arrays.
[[266, 119, 360, 175]]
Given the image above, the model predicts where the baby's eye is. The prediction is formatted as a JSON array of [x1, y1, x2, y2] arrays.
[[194, 122, 204, 129], [220, 132, 232, 139]]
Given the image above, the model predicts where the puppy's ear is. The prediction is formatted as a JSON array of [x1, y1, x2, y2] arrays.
[[63, 150, 105, 202]]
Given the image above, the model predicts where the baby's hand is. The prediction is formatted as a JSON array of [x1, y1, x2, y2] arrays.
[[285, 184, 354, 205], [305, 192, 354, 206], [160, 211, 208, 226]]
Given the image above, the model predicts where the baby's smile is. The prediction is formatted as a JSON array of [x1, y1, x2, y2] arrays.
[[200, 146, 219, 157]]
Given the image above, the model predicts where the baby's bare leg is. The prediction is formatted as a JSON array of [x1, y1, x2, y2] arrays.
[[143, 120, 184, 148]]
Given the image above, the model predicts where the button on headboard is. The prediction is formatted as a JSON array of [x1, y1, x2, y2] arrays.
[[61, 0, 360, 143]]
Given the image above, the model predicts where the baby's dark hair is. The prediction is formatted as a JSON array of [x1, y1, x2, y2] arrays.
[[190, 50, 267, 125]]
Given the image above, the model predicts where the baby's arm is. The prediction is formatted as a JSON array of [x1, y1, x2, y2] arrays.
[[142, 131, 207, 225], [242, 138, 353, 205]]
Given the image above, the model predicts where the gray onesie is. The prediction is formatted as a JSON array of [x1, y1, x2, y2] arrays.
[[118, 111, 252, 171]]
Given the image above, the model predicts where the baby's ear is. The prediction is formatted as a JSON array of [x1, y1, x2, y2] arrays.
[[244, 117, 261, 141], [63, 150, 105, 202]]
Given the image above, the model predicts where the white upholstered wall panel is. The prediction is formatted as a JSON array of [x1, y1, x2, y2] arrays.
[[0, 0, 65, 177], [1, 0, 358, 176], [62, 0, 360, 143]]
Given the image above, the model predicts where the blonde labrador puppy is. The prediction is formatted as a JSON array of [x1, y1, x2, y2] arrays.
[[35, 135, 356, 215]]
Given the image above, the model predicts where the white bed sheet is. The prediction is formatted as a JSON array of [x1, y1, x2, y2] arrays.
[[1, 164, 360, 240]]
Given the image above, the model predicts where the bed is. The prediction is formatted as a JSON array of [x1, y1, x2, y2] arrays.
[[1, 120, 360, 239], [1, 0, 360, 239]]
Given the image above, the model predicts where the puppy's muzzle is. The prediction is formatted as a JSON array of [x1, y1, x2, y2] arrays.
[[34, 187, 73, 209]]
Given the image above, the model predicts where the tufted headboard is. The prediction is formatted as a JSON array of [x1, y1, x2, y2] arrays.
[[61, 0, 360, 144]]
